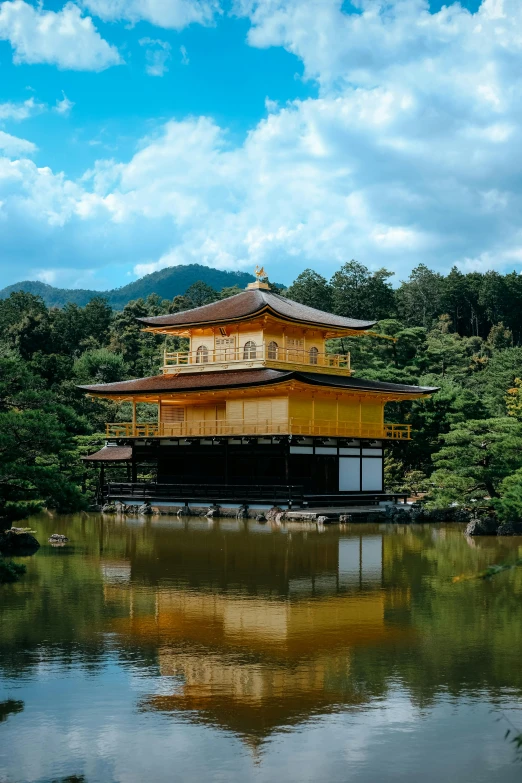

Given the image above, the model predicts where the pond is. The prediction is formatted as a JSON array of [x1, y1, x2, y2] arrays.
[[1, 514, 522, 783]]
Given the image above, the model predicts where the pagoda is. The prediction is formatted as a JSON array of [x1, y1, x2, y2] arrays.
[[82, 271, 437, 507]]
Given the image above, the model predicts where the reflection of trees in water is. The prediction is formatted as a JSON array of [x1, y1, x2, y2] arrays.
[[0, 698, 23, 722], [354, 526, 522, 707], [1, 514, 522, 735]]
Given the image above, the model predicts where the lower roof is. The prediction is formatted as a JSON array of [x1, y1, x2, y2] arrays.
[[79, 368, 438, 397], [82, 445, 133, 462]]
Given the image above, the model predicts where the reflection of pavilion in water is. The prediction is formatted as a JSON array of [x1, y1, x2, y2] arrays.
[[101, 525, 412, 744]]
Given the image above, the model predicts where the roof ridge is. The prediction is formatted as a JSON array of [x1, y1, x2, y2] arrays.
[[178, 286, 257, 314]]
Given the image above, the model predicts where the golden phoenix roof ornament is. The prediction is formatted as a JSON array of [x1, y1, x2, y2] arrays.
[[247, 265, 270, 290]]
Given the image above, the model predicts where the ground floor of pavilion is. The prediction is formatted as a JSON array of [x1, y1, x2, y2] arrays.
[[85, 435, 406, 508]]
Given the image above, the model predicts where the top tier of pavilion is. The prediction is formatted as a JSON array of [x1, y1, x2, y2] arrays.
[[142, 279, 376, 377]]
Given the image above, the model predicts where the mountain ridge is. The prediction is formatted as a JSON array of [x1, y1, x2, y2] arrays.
[[0, 264, 259, 308]]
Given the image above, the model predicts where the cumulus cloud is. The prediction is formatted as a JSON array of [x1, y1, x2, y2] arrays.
[[54, 92, 75, 116], [139, 38, 171, 77], [4, 0, 522, 288], [0, 0, 122, 70], [0, 131, 37, 156], [0, 96, 44, 121], [82, 0, 220, 29]]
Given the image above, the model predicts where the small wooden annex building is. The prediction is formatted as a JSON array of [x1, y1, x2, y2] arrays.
[[81, 274, 437, 508]]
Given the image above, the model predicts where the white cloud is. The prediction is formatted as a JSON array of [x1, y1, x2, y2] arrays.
[[180, 45, 189, 65], [139, 37, 171, 77], [35, 269, 58, 285], [0, 130, 37, 156], [0, 96, 44, 121], [0, 0, 122, 70], [82, 0, 220, 29], [5, 0, 522, 289], [54, 92, 75, 116], [33, 266, 101, 287]]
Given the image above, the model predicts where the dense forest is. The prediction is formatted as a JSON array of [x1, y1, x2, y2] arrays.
[[3, 261, 522, 525]]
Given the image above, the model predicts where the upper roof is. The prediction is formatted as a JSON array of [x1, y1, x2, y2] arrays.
[[79, 368, 438, 397], [137, 288, 376, 332]]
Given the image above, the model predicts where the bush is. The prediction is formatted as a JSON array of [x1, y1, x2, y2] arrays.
[[493, 468, 522, 522]]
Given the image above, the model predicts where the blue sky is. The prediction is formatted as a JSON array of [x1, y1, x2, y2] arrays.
[[0, 0, 518, 290]]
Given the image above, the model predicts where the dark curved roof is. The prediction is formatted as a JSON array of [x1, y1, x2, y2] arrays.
[[137, 289, 375, 332], [79, 369, 438, 397], [83, 445, 133, 461]]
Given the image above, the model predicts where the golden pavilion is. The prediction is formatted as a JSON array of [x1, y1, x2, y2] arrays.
[[82, 274, 436, 506]]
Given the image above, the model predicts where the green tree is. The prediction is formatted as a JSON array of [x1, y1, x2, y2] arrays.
[[430, 417, 522, 506], [443, 268, 484, 337], [8, 310, 55, 359], [330, 261, 395, 320], [169, 294, 190, 313], [74, 348, 127, 385], [109, 297, 164, 377], [493, 469, 522, 522], [184, 281, 219, 308], [0, 356, 88, 523], [285, 269, 333, 311], [82, 297, 113, 346], [424, 316, 471, 379], [51, 297, 113, 355], [506, 377, 522, 420], [396, 264, 445, 329], [468, 346, 522, 416], [485, 322, 513, 353], [397, 381, 487, 472], [0, 291, 47, 334]]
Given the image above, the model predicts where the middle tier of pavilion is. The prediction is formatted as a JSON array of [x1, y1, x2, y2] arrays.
[[80, 368, 437, 441]]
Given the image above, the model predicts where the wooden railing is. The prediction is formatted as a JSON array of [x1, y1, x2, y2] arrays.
[[105, 420, 411, 440], [105, 482, 305, 504], [163, 344, 351, 373]]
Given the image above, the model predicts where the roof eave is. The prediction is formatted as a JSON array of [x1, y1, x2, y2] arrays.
[[136, 306, 376, 334], [76, 373, 295, 397], [77, 376, 440, 398]]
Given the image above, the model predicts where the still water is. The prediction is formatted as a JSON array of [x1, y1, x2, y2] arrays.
[[1, 514, 522, 783]]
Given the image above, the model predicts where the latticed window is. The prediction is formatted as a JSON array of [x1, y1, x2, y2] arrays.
[[268, 341, 278, 359], [196, 345, 209, 363], [309, 346, 319, 365], [162, 406, 185, 423], [286, 337, 304, 360], [243, 341, 257, 359], [216, 337, 235, 359]]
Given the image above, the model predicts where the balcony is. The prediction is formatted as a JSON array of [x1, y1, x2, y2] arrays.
[[162, 344, 351, 376], [105, 420, 411, 440]]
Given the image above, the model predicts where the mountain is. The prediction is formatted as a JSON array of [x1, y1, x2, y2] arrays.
[[0, 265, 258, 309]]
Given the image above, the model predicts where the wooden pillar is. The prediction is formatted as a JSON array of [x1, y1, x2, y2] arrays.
[[132, 398, 137, 436], [224, 438, 229, 486], [131, 449, 137, 483]]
